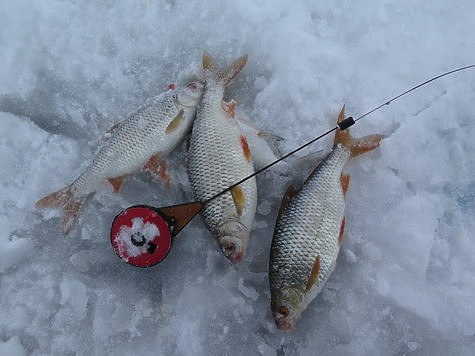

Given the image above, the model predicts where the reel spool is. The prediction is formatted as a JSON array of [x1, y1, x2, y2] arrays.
[[110, 202, 202, 267]]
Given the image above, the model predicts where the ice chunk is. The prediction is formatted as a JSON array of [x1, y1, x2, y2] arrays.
[[0, 236, 31, 273], [0, 337, 26, 356], [238, 277, 260, 301]]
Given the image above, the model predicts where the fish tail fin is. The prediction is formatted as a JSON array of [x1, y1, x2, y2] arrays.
[[334, 105, 386, 158], [202, 51, 248, 86], [36, 185, 87, 235]]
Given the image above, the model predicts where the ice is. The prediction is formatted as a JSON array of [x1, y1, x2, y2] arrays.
[[1, 0, 475, 355], [0, 336, 26, 356]]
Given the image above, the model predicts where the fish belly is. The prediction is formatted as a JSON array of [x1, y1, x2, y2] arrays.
[[270, 146, 350, 294], [189, 102, 256, 235]]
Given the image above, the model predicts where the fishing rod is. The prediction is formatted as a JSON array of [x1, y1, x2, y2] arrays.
[[110, 64, 475, 267]]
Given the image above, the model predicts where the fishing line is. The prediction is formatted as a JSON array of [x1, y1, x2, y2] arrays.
[[204, 64, 475, 205], [111, 64, 475, 267]]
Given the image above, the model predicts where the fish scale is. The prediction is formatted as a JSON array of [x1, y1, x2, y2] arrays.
[[187, 52, 255, 263], [36, 82, 204, 234], [268, 106, 384, 330], [74, 92, 183, 195], [189, 86, 256, 233], [270, 145, 349, 292]]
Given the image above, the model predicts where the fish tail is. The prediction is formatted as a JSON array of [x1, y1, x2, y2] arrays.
[[35, 185, 87, 235], [202, 51, 248, 86], [334, 105, 386, 158]]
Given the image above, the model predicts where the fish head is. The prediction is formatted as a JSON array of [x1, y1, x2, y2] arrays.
[[271, 286, 306, 331], [217, 219, 249, 264], [176, 81, 205, 107]]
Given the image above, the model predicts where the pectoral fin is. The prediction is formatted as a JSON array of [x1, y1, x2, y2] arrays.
[[240, 135, 252, 162], [222, 99, 236, 118], [338, 217, 346, 245], [235, 115, 284, 168], [306, 255, 321, 291], [340, 174, 350, 196], [165, 110, 184, 133], [143, 154, 170, 186], [230, 186, 246, 216], [108, 176, 126, 193], [277, 184, 301, 220]]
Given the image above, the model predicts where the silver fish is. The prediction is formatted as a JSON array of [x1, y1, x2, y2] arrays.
[[269, 106, 385, 330], [188, 52, 255, 264], [36, 82, 204, 234]]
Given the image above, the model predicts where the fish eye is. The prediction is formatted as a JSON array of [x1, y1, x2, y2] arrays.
[[224, 242, 236, 253], [278, 306, 289, 318], [187, 83, 198, 90]]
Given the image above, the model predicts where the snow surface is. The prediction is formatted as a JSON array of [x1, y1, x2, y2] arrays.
[[1, 1, 474, 355]]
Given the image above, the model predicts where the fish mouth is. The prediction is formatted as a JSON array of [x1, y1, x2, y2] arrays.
[[275, 319, 295, 331], [220, 241, 244, 264]]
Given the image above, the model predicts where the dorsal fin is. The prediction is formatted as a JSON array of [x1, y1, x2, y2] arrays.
[[306, 255, 321, 291], [276, 184, 301, 220]]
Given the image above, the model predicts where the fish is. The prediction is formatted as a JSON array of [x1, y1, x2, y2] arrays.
[[36, 81, 205, 235], [187, 51, 256, 264], [269, 106, 385, 330]]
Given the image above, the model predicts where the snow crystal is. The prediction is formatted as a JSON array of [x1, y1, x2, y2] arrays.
[[0, 336, 26, 356], [1, 0, 475, 355]]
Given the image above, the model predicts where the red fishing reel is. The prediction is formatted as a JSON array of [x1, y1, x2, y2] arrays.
[[110, 202, 203, 267]]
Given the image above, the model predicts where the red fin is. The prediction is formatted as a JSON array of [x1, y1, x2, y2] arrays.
[[107, 177, 126, 193], [334, 105, 385, 158], [306, 255, 321, 291], [36, 186, 70, 209], [36, 186, 87, 235], [143, 154, 160, 171], [165, 110, 184, 133], [230, 186, 246, 216], [143, 154, 169, 186], [202, 51, 248, 86], [340, 174, 350, 196], [222, 99, 236, 118], [240, 135, 252, 162], [101, 121, 123, 142], [61, 195, 87, 235], [338, 217, 346, 245], [348, 134, 386, 157]]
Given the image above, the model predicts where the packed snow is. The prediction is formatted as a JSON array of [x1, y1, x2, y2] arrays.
[[1, 1, 474, 355]]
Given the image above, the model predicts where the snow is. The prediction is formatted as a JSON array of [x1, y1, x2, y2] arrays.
[[0, 0, 474, 355], [115, 217, 160, 259]]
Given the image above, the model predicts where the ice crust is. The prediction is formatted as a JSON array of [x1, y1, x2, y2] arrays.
[[0, 1, 474, 355]]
